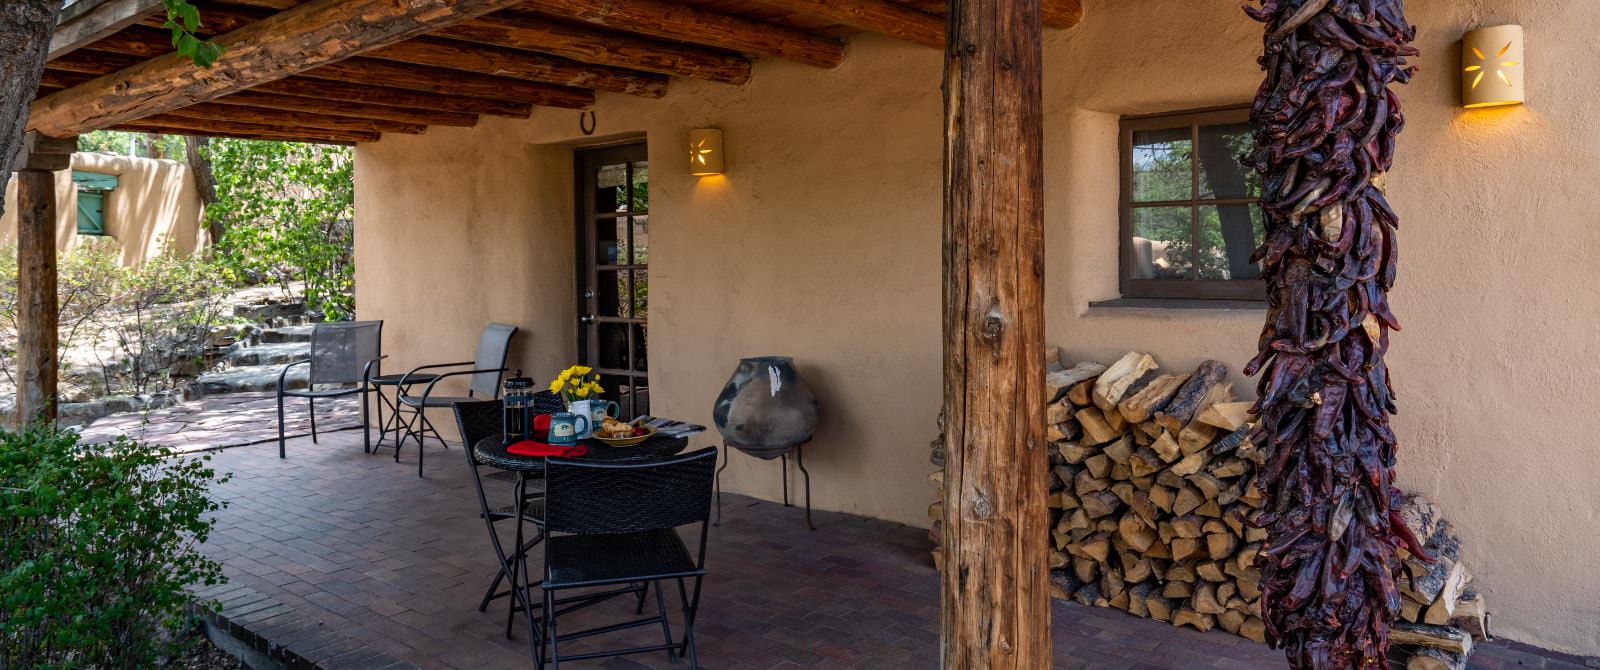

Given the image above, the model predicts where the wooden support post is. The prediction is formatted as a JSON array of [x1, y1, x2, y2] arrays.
[[12, 133, 75, 426], [939, 0, 1049, 667]]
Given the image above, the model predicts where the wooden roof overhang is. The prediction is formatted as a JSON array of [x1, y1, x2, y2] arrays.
[[28, 0, 1083, 145]]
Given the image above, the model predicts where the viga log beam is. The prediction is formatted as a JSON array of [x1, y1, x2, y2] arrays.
[[1241, 0, 1422, 668]]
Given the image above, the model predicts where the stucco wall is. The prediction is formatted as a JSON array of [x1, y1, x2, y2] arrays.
[[355, 0, 1599, 655], [1, 152, 207, 265]]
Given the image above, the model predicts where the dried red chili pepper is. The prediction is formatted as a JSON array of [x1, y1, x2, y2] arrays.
[[1242, 1, 1421, 668]]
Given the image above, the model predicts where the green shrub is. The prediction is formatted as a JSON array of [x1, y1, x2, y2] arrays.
[[0, 427, 229, 669]]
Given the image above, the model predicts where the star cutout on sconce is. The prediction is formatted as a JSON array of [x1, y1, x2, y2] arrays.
[[691, 138, 715, 166], [1465, 42, 1520, 90]]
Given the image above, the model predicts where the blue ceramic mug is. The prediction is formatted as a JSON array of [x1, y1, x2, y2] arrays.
[[547, 412, 590, 446]]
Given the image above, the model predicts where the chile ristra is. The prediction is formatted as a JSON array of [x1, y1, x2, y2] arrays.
[[1241, 1, 1430, 668]]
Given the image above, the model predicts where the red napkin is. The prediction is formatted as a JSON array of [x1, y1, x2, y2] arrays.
[[507, 440, 588, 458]]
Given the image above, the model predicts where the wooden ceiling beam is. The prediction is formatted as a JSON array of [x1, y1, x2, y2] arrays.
[[45, 53, 531, 118], [49, 0, 163, 60], [370, 36, 667, 98], [135, 8, 668, 97], [747, 0, 942, 49], [117, 114, 381, 143], [308, 58, 593, 109], [517, 0, 844, 69], [82, 28, 595, 108], [112, 123, 357, 146], [39, 70, 479, 127], [437, 12, 751, 85], [750, 0, 1083, 49], [173, 102, 427, 135], [28, 0, 536, 137]]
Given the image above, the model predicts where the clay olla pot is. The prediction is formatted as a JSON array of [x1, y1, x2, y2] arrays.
[[713, 356, 820, 460]]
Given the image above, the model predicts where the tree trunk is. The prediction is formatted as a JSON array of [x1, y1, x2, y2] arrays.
[[185, 135, 223, 244], [939, 0, 1049, 668], [0, 0, 63, 219], [1242, 1, 1419, 667]]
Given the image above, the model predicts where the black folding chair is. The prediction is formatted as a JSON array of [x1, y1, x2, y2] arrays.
[[453, 399, 547, 660], [392, 322, 517, 477], [275, 320, 383, 458], [539, 447, 716, 669]]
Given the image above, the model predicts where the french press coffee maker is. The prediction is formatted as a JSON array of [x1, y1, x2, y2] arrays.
[[502, 372, 534, 441]]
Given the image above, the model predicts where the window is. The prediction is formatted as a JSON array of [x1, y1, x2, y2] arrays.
[[1120, 107, 1263, 301], [71, 170, 118, 236]]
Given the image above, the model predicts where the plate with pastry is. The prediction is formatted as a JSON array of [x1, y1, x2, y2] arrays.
[[593, 416, 657, 446]]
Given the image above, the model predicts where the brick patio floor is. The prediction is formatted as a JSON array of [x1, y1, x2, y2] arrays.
[[191, 429, 1590, 669]]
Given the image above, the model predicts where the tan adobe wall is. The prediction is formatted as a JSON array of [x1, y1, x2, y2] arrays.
[[1, 152, 208, 265], [354, 0, 1599, 655]]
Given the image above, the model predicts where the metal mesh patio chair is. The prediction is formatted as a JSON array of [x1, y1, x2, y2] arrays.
[[276, 320, 383, 458], [393, 323, 518, 477], [539, 447, 717, 669]]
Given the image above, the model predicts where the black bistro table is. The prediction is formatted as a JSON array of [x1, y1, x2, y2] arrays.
[[471, 431, 693, 656], [473, 433, 691, 474]]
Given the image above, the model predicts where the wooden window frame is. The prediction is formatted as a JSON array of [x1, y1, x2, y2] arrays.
[[1118, 106, 1264, 302]]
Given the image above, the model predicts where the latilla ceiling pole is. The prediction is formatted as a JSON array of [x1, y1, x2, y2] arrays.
[[1241, 0, 1424, 667], [939, 0, 1051, 667]]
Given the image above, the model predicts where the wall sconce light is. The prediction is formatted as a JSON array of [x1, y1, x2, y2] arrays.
[[689, 128, 723, 176], [1462, 25, 1524, 109]]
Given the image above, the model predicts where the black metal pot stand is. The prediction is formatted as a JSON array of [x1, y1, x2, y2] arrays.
[[714, 440, 814, 531]]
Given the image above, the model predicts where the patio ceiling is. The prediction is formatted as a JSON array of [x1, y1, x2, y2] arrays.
[[28, 0, 1084, 145]]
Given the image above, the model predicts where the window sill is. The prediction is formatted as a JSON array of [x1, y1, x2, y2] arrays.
[[1088, 298, 1267, 312]]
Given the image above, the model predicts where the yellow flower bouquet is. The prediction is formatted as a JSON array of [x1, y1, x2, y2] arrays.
[[549, 365, 604, 404]]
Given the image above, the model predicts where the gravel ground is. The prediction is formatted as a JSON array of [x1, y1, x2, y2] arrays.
[[166, 633, 248, 670]]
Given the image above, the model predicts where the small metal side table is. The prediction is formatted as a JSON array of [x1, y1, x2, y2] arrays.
[[714, 440, 814, 531]]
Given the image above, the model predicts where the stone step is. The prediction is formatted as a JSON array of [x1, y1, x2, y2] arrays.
[[225, 341, 309, 367], [196, 364, 309, 395], [260, 324, 314, 344]]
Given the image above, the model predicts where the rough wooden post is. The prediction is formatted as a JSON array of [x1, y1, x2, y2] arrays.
[[939, 0, 1049, 668], [13, 132, 75, 426]]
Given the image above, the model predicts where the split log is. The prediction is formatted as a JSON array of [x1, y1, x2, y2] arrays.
[[1153, 360, 1228, 436], [1146, 595, 1175, 622], [1239, 617, 1267, 643], [1196, 401, 1253, 431], [1076, 407, 1119, 445], [1092, 352, 1157, 412], [1067, 380, 1094, 406], [1449, 590, 1489, 640], [1391, 623, 1474, 656], [1407, 648, 1466, 670], [1080, 491, 1122, 520], [1173, 608, 1215, 632], [1218, 609, 1246, 635], [1151, 431, 1181, 462], [1102, 435, 1134, 464], [1117, 373, 1188, 423], [1047, 361, 1107, 403], [1056, 442, 1093, 464]]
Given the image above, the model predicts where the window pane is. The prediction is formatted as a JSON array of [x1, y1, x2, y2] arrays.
[[1197, 204, 1265, 280], [632, 323, 648, 373], [597, 217, 627, 265], [632, 270, 648, 319], [595, 163, 628, 214], [596, 270, 629, 317], [630, 161, 649, 213], [1197, 122, 1259, 200], [598, 322, 628, 370], [1130, 206, 1194, 279], [631, 215, 649, 266], [1131, 127, 1192, 202]]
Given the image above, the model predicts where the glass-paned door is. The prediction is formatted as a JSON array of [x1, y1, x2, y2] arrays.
[[576, 143, 650, 418]]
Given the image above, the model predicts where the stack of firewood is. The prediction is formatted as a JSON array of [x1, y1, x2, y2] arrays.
[[1389, 494, 1491, 670], [927, 351, 1491, 670], [1037, 352, 1270, 640]]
